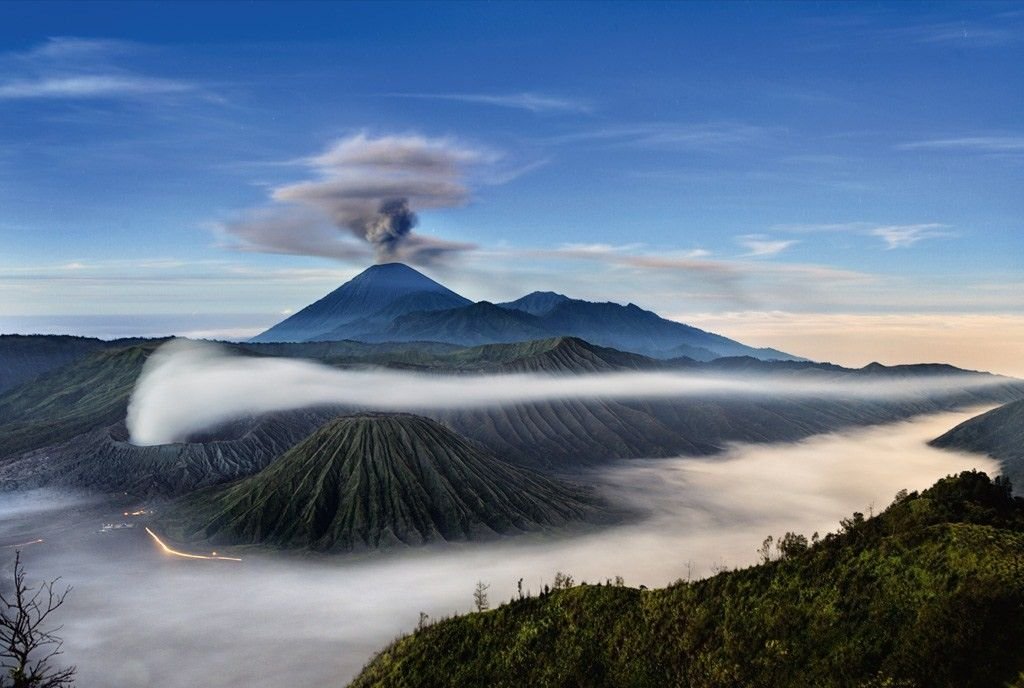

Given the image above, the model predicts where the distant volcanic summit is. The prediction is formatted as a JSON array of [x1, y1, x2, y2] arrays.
[[164, 413, 606, 551], [253, 263, 801, 361], [252, 262, 470, 343]]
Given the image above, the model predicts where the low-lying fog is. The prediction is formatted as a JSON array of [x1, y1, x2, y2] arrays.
[[128, 339, 1010, 444], [0, 409, 999, 688]]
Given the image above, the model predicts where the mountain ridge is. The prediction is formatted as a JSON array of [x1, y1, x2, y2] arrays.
[[253, 262, 802, 361], [2, 336, 1021, 491], [930, 399, 1024, 490], [350, 470, 1024, 688]]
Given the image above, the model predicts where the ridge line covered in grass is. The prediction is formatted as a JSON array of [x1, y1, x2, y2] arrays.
[[350, 470, 1024, 688]]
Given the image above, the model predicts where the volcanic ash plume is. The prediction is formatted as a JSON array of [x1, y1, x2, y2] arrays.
[[225, 133, 482, 266], [363, 198, 418, 260]]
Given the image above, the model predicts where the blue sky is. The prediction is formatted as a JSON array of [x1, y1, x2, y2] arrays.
[[1, 1, 1022, 370]]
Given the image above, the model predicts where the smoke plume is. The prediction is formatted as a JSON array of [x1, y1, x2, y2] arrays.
[[224, 133, 483, 266], [363, 198, 418, 259]]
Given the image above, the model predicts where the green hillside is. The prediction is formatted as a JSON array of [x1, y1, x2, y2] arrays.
[[440, 336, 659, 373], [165, 413, 606, 551], [931, 399, 1024, 489], [352, 471, 1024, 688], [0, 334, 109, 393], [0, 343, 159, 458]]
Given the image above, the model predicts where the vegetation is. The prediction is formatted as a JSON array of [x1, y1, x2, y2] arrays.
[[473, 582, 490, 613], [0, 335, 108, 394], [165, 414, 607, 551], [931, 398, 1024, 489], [0, 344, 156, 459], [0, 552, 75, 688], [351, 471, 1024, 688]]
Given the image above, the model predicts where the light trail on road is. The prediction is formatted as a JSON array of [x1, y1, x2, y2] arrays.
[[2, 538, 44, 549], [144, 527, 242, 562]]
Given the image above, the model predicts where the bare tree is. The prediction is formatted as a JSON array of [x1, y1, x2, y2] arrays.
[[0, 552, 76, 688], [552, 571, 574, 590], [472, 581, 490, 612]]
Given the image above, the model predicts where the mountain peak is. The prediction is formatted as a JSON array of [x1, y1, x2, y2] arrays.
[[252, 263, 470, 343], [353, 262, 445, 287], [498, 291, 572, 317]]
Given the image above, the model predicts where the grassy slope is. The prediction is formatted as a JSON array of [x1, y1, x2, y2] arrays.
[[0, 343, 157, 458], [931, 399, 1024, 488], [352, 471, 1024, 688], [166, 413, 605, 551], [0, 334, 109, 393]]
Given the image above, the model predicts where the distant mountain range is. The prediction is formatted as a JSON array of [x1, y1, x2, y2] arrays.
[[3, 334, 1022, 498], [252, 263, 799, 361]]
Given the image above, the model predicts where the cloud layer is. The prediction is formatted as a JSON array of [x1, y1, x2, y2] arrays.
[[11, 410, 1000, 687], [126, 339, 1010, 446]]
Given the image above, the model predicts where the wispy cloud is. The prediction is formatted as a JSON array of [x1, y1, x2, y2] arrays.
[[385, 91, 591, 114], [0, 36, 197, 101], [511, 243, 871, 283], [869, 224, 952, 249], [797, 9, 1023, 52], [893, 20, 1021, 48], [547, 122, 778, 150], [0, 75, 191, 100], [774, 221, 954, 249], [898, 136, 1024, 154], [776, 221, 877, 234], [736, 235, 799, 258], [474, 241, 877, 311], [16, 36, 133, 60]]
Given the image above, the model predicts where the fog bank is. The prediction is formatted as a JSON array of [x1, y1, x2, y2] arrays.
[[1, 409, 998, 687], [127, 339, 1009, 445]]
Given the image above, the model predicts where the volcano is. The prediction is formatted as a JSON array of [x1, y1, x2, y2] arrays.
[[166, 413, 606, 551], [252, 263, 471, 343]]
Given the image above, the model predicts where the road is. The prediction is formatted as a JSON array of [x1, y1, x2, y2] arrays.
[[144, 527, 242, 562]]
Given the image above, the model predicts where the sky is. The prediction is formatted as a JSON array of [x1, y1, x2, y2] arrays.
[[0, 1, 1022, 373]]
